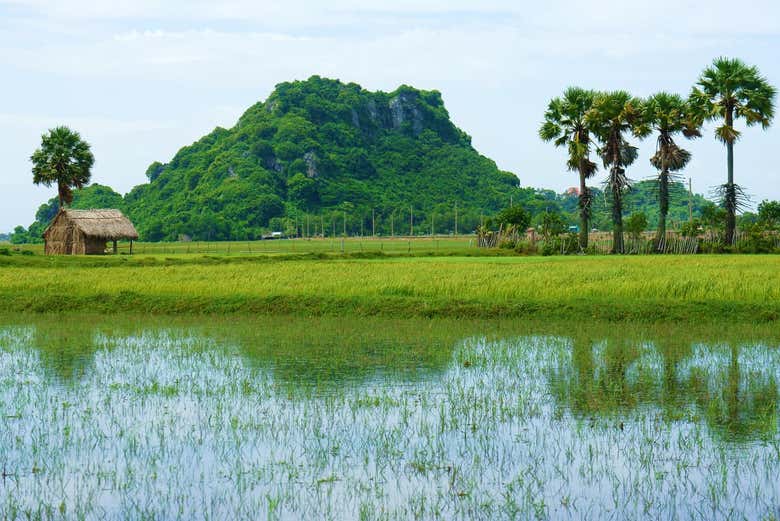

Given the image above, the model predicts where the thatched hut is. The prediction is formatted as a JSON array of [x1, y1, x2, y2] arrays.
[[43, 209, 139, 255]]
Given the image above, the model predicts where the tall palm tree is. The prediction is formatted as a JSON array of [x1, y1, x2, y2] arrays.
[[31, 126, 94, 208], [644, 93, 702, 250], [586, 91, 648, 254], [691, 57, 776, 244], [540, 87, 597, 250]]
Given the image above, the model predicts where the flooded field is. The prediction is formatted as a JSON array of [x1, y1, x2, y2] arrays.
[[1, 315, 778, 520]]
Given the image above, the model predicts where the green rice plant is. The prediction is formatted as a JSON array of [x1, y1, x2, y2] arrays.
[[0, 254, 779, 322]]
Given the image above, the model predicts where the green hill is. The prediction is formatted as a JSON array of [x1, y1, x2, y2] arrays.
[[123, 76, 522, 240]]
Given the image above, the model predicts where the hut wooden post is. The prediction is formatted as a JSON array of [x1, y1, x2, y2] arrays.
[[130, 240, 133, 255], [113, 240, 118, 254]]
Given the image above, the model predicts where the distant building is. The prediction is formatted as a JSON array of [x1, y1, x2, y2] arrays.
[[43, 209, 139, 255]]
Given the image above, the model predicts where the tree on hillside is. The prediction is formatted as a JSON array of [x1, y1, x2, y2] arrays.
[[700, 201, 726, 240], [586, 91, 648, 254], [540, 88, 598, 250], [691, 58, 776, 244], [758, 200, 780, 230], [31, 126, 94, 208], [624, 212, 648, 242], [643, 93, 702, 250], [495, 205, 531, 230]]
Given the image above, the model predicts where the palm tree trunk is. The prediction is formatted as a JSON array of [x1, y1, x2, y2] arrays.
[[725, 108, 736, 245], [725, 141, 736, 244], [611, 174, 624, 254], [655, 169, 669, 251], [578, 170, 588, 250], [57, 182, 64, 209]]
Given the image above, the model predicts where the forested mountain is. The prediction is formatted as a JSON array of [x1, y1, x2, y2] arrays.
[[13, 77, 711, 242], [123, 76, 523, 240]]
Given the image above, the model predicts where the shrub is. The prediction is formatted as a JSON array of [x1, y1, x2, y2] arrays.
[[514, 241, 537, 255], [541, 233, 580, 256], [495, 206, 531, 230], [625, 212, 648, 241]]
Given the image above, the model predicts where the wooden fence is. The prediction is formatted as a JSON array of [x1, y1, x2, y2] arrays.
[[472, 229, 780, 255]]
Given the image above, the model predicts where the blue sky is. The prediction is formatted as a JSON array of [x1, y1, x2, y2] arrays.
[[1, 0, 779, 231]]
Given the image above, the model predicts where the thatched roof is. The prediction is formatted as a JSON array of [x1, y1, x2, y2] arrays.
[[46, 209, 139, 240]]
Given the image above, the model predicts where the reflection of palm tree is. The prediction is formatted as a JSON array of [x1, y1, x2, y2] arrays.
[[698, 344, 778, 441], [555, 336, 643, 415], [657, 339, 693, 419], [553, 333, 777, 442]]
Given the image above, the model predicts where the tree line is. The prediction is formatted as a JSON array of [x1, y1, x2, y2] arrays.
[[540, 57, 776, 253]]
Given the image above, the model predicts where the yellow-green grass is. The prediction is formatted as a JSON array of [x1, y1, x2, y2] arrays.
[[1, 254, 778, 322], [7, 235, 480, 256]]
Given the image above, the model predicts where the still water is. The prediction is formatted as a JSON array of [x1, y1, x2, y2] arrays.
[[0, 316, 778, 520]]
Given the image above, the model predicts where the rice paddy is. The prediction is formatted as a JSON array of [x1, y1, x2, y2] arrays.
[[1, 315, 778, 520], [1, 254, 779, 322]]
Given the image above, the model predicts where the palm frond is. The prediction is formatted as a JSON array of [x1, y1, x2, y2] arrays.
[[715, 124, 741, 144], [712, 183, 751, 213]]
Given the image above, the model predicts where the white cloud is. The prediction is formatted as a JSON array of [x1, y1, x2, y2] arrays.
[[0, 0, 779, 230], [4, 0, 779, 34]]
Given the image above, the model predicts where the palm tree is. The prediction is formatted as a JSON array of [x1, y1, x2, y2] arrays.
[[540, 87, 597, 250], [644, 93, 702, 250], [586, 91, 648, 254], [31, 126, 94, 208], [691, 58, 776, 244]]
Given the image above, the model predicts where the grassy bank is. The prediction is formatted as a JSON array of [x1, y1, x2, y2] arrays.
[[3, 236, 480, 256], [1, 254, 778, 322]]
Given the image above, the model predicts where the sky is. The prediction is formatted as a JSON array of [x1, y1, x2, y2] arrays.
[[1, 0, 779, 232]]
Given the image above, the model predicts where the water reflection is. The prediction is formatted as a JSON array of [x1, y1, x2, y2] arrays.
[[1, 315, 779, 519], [550, 334, 778, 442]]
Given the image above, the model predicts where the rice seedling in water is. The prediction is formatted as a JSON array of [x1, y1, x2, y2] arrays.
[[0, 315, 778, 519]]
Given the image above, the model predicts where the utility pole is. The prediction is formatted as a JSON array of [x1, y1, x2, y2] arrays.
[[343, 211, 346, 237], [431, 213, 434, 237], [372, 208, 375, 237], [688, 177, 693, 223], [410, 206, 413, 236], [390, 211, 394, 237]]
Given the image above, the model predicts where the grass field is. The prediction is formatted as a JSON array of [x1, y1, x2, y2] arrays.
[[1, 252, 779, 322], [3, 236, 480, 256]]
